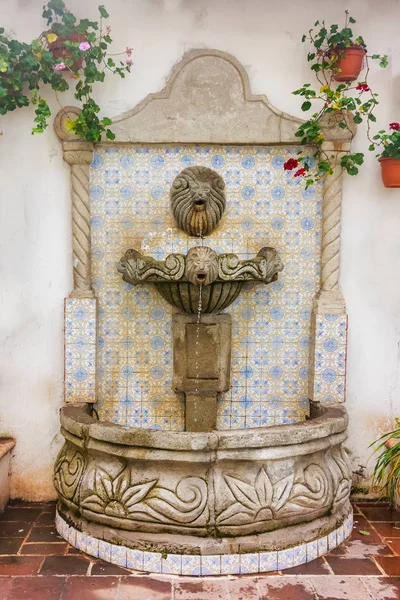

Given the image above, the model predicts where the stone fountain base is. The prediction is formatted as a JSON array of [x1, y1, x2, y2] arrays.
[[54, 404, 353, 575]]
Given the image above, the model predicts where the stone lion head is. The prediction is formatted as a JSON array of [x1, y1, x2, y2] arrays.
[[170, 166, 226, 237], [185, 246, 219, 286]]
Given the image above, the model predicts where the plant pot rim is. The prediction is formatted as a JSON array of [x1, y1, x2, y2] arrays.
[[379, 157, 400, 162], [330, 44, 367, 53]]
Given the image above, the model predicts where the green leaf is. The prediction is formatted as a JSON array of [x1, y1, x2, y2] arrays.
[[98, 5, 109, 18], [353, 113, 362, 124], [349, 17, 356, 24], [368, 114, 377, 122], [338, 121, 347, 129], [301, 101, 312, 112], [359, 530, 370, 536]]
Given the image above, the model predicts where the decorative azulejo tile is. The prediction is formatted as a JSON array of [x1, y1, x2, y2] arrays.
[[277, 548, 294, 570], [240, 553, 259, 574], [143, 550, 162, 573], [181, 554, 201, 576], [259, 551, 278, 572], [201, 554, 221, 576], [90, 144, 324, 430], [221, 554, 240, 574], [56, 510, 350, 576], [161, 553, 182, 575], [293, 543, 307, 566], [126, 548, 143, 571], [98, 540, 111, 562], [306, 540, 318, 563], [111, 543, 127, 567]]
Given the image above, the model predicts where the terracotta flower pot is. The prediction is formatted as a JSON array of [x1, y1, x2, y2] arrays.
[[48, 33, 86, 71], [379, 158, 400, 188], [332, 45, 366, 82]]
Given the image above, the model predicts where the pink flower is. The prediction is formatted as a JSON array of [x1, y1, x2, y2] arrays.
[[294, 168, 306, 177], [79, 41, 91, 51], [125, 47, 133, 57], [126, 59, 133, 67], [54, 62, 66, 71], [105, 26, 111, 35], [356, 83, 370, 92], [389, 122, 400, 131]]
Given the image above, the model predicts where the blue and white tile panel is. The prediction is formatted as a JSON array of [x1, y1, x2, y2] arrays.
[[64, 297, 97, 403], [56, 509, 353, 576], [89, 144, 324, 429], [309, 312, 348, 404]]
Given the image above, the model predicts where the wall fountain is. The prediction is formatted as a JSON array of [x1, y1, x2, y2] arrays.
[[54, 50, 353, 575]]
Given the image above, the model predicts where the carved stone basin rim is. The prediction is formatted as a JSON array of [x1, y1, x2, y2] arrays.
[[117, 245, 284, 313], [55, 404, 351, 553]]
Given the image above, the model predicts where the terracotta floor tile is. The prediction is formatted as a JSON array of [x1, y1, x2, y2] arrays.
[[0, 556, 43, 576], [63, 576, 119, 600], [36, 512, 57, 526], [363, 576, 400, 600], [27, 526, 63, 543], [6, 576, 66, 600], [324, 555, 382, 575], [20, 542, 68, 555], [227, 577, 259, 600], [0, 521, 31, 537], [283, 557, 331, 574], [0, 577, 13, 600], [352, 515, 373, 529], [374, 555, 400, 576], [117, 576, 174, 600], [360, 506, 400, 521], [174, 578, 228, 600], [91, 559, 131, 575], [40, 555, 90, 576], [0, 537, 23, 555], [0, 507, 42, 522], [384, 538, 400, 554], [311, 575, 376, 600], [258, 576, 316, 600], [373, 522, 400, 537], [66, 544, 82, 554], [350, 527, 391, 545]]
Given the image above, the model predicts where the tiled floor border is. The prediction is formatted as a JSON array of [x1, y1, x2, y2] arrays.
[[55, 509, 353, 576]]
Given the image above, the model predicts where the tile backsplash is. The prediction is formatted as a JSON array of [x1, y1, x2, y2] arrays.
[[89, 144, 322, 430]]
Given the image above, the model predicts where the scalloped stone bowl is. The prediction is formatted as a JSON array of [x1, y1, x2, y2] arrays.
[[155, 280, 244, 313], [54, 404, 352, 573]]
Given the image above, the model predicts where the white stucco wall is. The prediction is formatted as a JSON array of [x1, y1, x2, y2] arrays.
[[1, 0, 399, 500]]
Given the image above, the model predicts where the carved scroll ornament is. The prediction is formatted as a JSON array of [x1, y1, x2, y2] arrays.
[[118, 246, 283, 287], [170, 166, 226, 236]]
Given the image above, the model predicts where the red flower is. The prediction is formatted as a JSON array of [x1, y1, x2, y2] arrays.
[[294, 168, 307, 177], [283, 158, 299, 171], [389, 122, 400, 131], [356, 83, 370, 92]]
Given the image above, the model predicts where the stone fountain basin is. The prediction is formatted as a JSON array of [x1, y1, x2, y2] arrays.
[[54, 404, 352, 556], [155, 280, 244, 313]]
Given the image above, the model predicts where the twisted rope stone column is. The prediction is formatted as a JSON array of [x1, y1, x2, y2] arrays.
[[63, 141, 94, 294]]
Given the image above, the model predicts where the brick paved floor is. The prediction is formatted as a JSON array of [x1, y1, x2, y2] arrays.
[[0, 501, 400, 599]]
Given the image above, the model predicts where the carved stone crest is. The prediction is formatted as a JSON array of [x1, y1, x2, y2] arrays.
[[170, 166, 226, 236]]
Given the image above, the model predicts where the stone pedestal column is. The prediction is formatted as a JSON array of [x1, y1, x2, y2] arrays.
[[55, 108, 97, 404], [308, 144, 348, 404]]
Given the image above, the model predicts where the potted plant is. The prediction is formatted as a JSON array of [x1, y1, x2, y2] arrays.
[[371, 123, 400, 188], [284, 11, 388, 188], [0, 1, 133, 142], [370, 420, 400, 507]]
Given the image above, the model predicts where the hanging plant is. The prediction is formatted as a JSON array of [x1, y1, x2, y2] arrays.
[[0, 0, 133, 142], [285, 10, 388, 187]]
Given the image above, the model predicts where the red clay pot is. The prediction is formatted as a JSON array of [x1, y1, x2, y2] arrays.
[[48, 33, 86, 71], [379, 157, 400, 188], [332, 45, 366, 82]]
